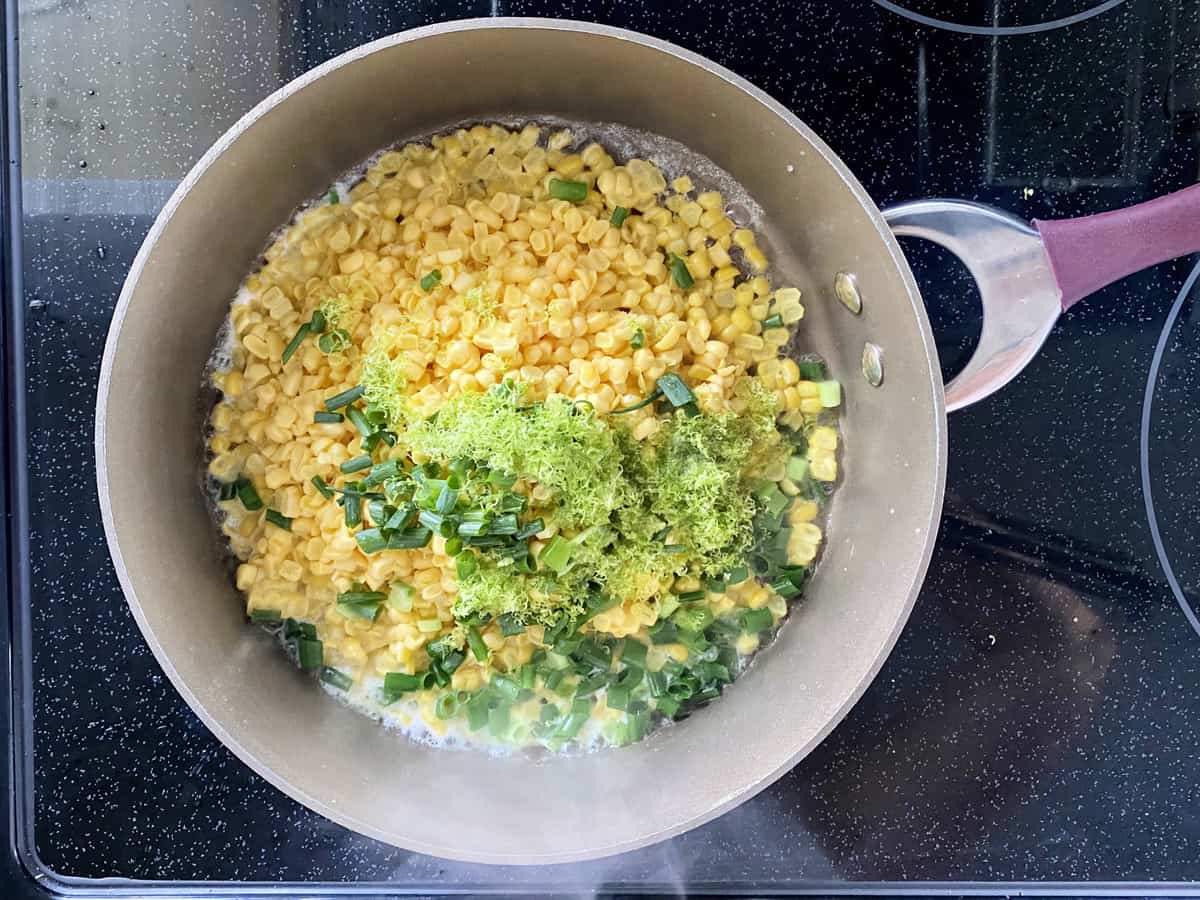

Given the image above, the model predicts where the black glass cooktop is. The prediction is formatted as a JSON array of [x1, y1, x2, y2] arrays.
[[6, 0, 1200, 895]]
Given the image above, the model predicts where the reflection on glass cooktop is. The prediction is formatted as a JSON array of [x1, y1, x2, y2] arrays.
[[11, 0, 1200, 893]]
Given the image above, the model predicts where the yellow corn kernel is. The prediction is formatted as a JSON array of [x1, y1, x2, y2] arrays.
[[809, 455, 838, 482]]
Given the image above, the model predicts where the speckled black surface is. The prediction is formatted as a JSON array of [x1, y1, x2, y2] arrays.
[[11, 0, 1200, 893]]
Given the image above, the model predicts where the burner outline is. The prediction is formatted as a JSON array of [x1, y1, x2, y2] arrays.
[[872, 0, 1127, 36], [1141, 259, 1200, 639]]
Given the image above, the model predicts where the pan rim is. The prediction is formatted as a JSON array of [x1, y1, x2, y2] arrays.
[[94, 16, 948, 866]]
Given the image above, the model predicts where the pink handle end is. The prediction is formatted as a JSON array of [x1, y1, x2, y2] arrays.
[[1034, 183, 1200, 311]]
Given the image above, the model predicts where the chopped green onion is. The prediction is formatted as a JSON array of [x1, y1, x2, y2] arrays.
[[217, 479, 237, 501], [383, 671, 422, 699], [656, 373, 696, 408], [549, 178, 588, 202], [610, 206, 629, 227], [630, 326, 645, 350], [444, 536, 464, 556], [727, 565, 750, 585], [417, 509, 444, 532], [385, 503, 415, 531], [340, 454, 373, 474], [606, 685, 630, 711], [497, 613, 525, 636], [281, 323, 311, 365], [235, 477, 263, 511], [324, 385, 365, 410], [309, 309, 327, 333], [435, 693, 460, 719], [417, 618, 443, 633], [284, 618, 317, 640], [318, 329, 350, 354], [762, 313, 784, 331], [420, 269, 442, 291], [314, 411, 344, 424], [354, 528, 388, 554], [771, 575, 802, 598], [296, 638, 323, 669], [434, 482, 460, 515], [386, 527, 431, 549], [786, 455, 809, 482], [466, 693, 490, 730], [466, 625, 489, 662], [576, 675, 609, 698], [362, 459, 401, 487], [491, 675, 522, 703], [556, 698, 592, 740], [620, 638, 647, 668], [488, 704, 511, 738], [539, 535, 573, 573], [387, 581, 414, 612], [797, 359, 827, 381], [656, 695, 682, 718], [741, 607, 774, 633], [676, 590, 705, 603], [337, 590, 384, 621], [489, 513, 519, 535], [264, 509, 292, 530], [320, 666, 353, 690], [514, 518, 545, 541], [519, 664, 537, 690], [818, 380, 842, 408], [326, 188, 339, 204], [669, 253, 694, 289], [343, 492, 362, 527], [345, 406, 372, 438], [249, 608, 281, 624], [649, 621, 679, 644]]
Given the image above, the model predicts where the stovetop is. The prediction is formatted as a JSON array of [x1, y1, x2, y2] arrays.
[[6, 0, 1200, 895]]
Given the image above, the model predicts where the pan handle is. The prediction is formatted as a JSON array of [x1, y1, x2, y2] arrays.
[[884, 185, 1200, 411], [1033, 183, 1200, 309], [882, 200, 1062, 412]]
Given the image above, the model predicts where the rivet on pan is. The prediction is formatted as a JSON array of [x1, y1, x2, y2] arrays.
[[834, 271, 862, 315], [862, 342, 884, 387]]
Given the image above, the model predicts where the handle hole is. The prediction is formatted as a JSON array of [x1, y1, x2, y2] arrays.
[[896, 236, 983, 385]]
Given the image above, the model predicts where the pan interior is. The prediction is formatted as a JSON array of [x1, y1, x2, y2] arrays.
[[97, 20, 945, 865]]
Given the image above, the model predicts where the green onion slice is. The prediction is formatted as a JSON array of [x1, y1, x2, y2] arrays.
[[281, 322, 311, 365], [235, 477, 263, 511], [466, 625, 489, 662], [340, 454, 373, 474], [610, 206, 629, 227], [337, 590, 384, 621], [656, 373, 696, 408], [249, 608, 281, 624], [741, 607, 773, 633], [324, 385, 365, 410], [296, 638, 323, 669], [320, 666, 353, 690], [264, 509, 292, 530], [549, 178, 588, 202], [420, 270, 442, 291], [669, 253, 694, 289], [318, 329, 351, 354]]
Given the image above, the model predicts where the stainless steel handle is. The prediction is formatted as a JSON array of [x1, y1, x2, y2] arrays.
[[883, 200, 1063, 412]]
